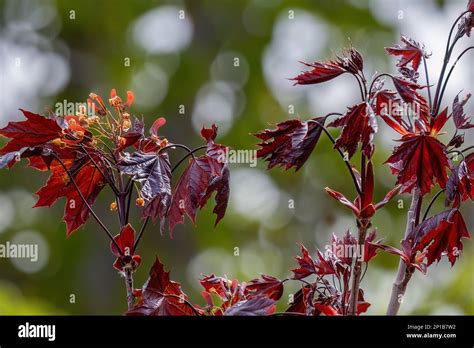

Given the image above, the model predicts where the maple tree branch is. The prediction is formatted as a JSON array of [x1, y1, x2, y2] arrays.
[[51, 153, 122, 255], [386, 187, 421, 315], [348, 219, 369, 316], [312, 120, 362, 196], [124, 267, 134, 310]]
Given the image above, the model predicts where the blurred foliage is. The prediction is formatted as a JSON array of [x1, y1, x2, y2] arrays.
[[0, 0, 472, 315]]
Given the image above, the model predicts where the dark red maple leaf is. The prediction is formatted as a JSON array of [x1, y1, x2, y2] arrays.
[[452, 92, 473, 129], [372, 239, 427, 274], [0, 109, 62, 155], [118, 152, 172, 232], [246, 274, 284, 301], [371, 89, 400, 117], [330, 230, 357, 266], [224, 296, 276, 316], [468, 0, 474, 12], [33, 154, 107, 236], [255, 117, 326, 171], [110, 224, 141, 272], [127, 257, 198, 316], [445, 154, 474, 205], [363, 229, 381, 262], [168, 156, 222, 234], [391, 77, 429, 120], [412, 209, 470, 266], [167, 125, 229, 234], [291, 48, 363, 85], [63, 160, 106, 235], [384, 108, 451, 195], [286, 285, 313, 315], [291, 244, 337, 279], [328, 102, 377, 158], [291, 61, 346, 85], [386, 35, 428, 71]]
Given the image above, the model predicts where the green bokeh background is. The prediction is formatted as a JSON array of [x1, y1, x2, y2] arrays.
[[0, 0, 472, 315]]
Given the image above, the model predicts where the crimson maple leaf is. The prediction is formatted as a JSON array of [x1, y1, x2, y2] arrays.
[[291, 244, 338, 279], [445, 153, 474, 205], [291, 48, 363, 85], [384, 108, 451, 195], [127, 257, 198, 316], [255, 117, 326, 171], [33, 154, 107, 236], [167, 125, 229, 234], [110, 224, 141, 272], [412, 209, 470, 266], [0, 109, 63, 155], [392, 77, 429, 118], [386, 35, 428, 72], [372, 239, 428, 274], [224, 296, 276, 316], [328, 102, 377, 158], [452, 92, 474, 129], [246, 274, 285, 301], [118, 152, 172, 232]]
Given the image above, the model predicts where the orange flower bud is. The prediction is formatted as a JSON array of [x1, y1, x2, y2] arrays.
[[135, 197, 145, 207], [110, 202, 117, 211]]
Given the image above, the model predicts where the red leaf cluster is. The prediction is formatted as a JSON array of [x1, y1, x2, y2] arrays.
[[384, 108, 451, 195], [255, 117, 326, 171], [291, 48, 363, 85], [328, 103, 377, 158], [386, 35, 428, 72]]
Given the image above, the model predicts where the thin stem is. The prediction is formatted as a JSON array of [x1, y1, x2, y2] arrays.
[[348, 221, 369, 315], [124, 268, 134, 310], [448, 149, 465, 162], [353, 73, 366, 100], [462, 146, 474, 153], [432, 11, 469, 115], [312, 120, 362, 195], [422, 189, 446, 222], [368, 73, 393, 96], [133, 216, 149, 251], [360, 262, 369, 282], [422, 55, 432, 110], [171, 145, 207, 172], [386, 187, 421, 315], [124, 179, 134, 225], [436, 46, 474, 112], [51, 153, 122, 254]]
